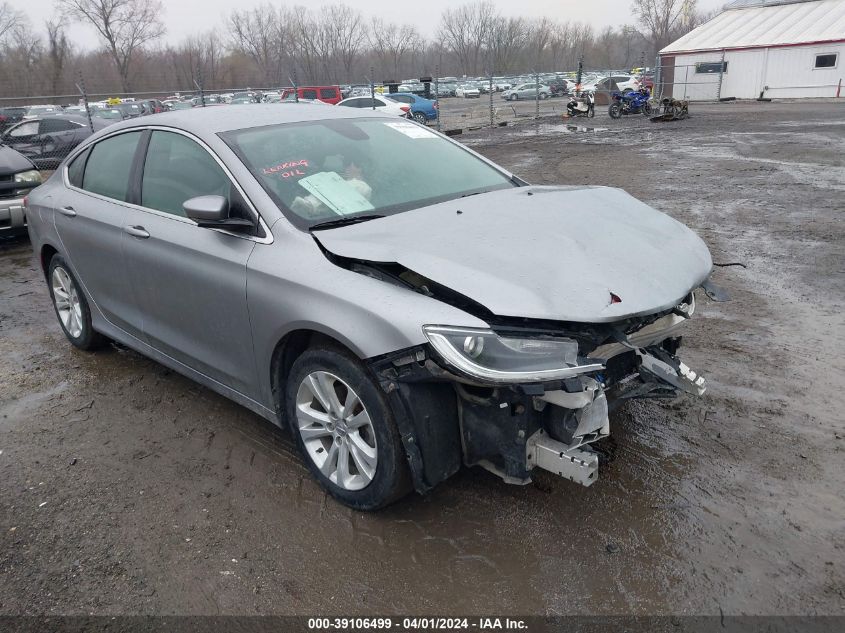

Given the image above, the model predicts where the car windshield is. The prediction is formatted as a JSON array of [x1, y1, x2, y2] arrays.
[[222, 118, 514, 229]]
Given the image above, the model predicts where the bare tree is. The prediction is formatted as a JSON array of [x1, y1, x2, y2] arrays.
[[56, 0, 165, 93], [437, 1, 497, 76], [45, 19, 70, 95], [324, 4, 364, 81], [227, 4, 290, 86], [0, 1, 23, 45], [487, 17, 528, 74], [631, 0, 698, 55], [368, 18, 419, 80]]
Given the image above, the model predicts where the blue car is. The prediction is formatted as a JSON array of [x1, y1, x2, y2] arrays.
[[387, 93, 437, 124]]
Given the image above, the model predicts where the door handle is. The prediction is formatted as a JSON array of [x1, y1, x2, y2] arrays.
[[58, 206, 77, 217], [124, 225, 150, 239]]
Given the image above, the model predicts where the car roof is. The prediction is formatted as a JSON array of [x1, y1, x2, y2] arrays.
[[96, 103, 390, 137]]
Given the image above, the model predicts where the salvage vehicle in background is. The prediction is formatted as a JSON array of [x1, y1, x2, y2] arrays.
[[1, 114, 110, 170], [26, 105, 713, 510], [0, 142, 40, 234], [281, 86, 343, 104], [455, 84, 481, 98], [501, 83, 551, 100], [336, 95, 410, 117], [386, 93, 438, 124]]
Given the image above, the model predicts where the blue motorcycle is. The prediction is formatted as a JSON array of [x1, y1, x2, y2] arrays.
[[608, 88, 652, 119]]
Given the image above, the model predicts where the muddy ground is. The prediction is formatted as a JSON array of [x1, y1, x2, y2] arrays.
[[0, 101, 843, 617]]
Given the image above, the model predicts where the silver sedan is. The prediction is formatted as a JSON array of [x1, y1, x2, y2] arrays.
[[26, 105, 714, 509]]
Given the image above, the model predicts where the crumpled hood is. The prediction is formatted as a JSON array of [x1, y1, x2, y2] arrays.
[[315, 186, 713, 323], [0, 144, 35, 175]]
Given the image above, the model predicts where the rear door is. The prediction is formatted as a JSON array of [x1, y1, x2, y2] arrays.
[[121, 129, 260, 398], [38, 118, 83, 164], [54, 131, 144, 335]]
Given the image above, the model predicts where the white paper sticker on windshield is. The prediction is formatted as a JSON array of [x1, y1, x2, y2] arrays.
[[298, 171, 375, 216], [384, 121, 437, 139]]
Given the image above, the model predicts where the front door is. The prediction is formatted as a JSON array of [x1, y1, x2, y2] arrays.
[[121, 130, 260, 398]]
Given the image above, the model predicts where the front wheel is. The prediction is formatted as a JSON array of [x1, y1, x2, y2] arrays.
[[509, 94, 518, 101], [643, 102, 652, 116], [608, 103, 622, 119], [587, 105, 595, 118], [539, 92, 548, 100], [48, 255, 107, 351], [286, 347, 412, 510]]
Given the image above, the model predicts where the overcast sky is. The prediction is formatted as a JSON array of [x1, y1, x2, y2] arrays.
[[21, 0, 727, 47]]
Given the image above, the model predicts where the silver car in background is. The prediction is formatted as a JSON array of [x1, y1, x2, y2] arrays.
[[26, 105, 714, 509]]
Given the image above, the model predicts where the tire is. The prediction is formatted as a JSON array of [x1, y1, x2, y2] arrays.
[[588, 105, 595, 118], [608, 103, 622, 119], [286, 346, 412, 510], [539, 92, 548, 100], [643, 102, 652, 116], [47, 255, 107, 351], [509, 93, 518, 101], [412, 111, 428, 124]]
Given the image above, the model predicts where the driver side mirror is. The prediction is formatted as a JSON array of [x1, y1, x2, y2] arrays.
[[183, 195, 255, 230]]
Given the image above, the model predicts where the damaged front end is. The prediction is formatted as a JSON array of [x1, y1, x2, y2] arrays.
[[369, 291, 709, 492]]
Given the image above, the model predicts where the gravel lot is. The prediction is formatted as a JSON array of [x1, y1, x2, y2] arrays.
[[1, 101, 843, 617]]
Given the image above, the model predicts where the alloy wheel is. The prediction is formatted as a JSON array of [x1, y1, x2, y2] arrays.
[[295, 371, 378, 491], [52, 266, 83, 338]]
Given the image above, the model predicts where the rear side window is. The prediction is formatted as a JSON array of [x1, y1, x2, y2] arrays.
[[82, 131, 142, 202], [301, 89, 318, 100], [141, 131, 230, 217], [9, 121, 38, 137], [67, 148, 90, 188]]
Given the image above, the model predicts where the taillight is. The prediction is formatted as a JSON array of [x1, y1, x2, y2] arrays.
[[433, 102, 439, 109], [400, 106, 410, 112], [23, 196, 28, 208]]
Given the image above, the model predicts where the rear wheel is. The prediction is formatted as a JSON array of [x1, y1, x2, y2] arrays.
[[47, 255, 106, 351], [286, 347, 412, 510], [608, 103, 622, 119], [539, 92, 548, 100], [412, 111, 428, 125], [509, 93, 518, 101]]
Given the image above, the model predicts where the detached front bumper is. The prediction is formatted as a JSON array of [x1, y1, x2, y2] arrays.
[[0, 196, 27, 233]]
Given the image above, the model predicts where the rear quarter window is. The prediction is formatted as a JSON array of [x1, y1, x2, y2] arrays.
[[67, 148, 90, 188]]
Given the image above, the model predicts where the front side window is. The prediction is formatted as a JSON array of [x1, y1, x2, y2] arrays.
[[302, 89, 318, 100], [140, 131, 231, 217], [814, 53, 838, 69], [222, 118, 514, 229], [319, 88, 337, 100], [81, 131, 142, 201]]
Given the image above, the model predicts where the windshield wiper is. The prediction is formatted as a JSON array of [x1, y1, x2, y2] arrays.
[[309, 214, 385, 231]]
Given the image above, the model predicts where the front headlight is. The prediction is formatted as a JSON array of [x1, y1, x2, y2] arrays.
[[423, 325, 604, 383], [14, 170, 41, 185]]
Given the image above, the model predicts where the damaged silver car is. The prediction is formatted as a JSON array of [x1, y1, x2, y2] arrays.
[[25, 105, 715, 509]]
